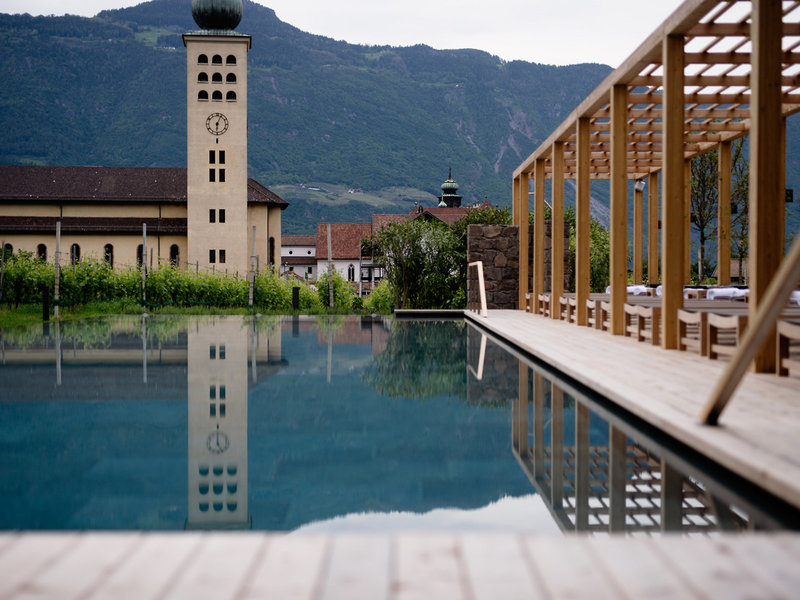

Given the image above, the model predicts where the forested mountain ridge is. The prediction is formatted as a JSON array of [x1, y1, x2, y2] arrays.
[[0, 0, 614, 233]]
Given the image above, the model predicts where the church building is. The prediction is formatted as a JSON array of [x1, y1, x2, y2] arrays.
[[0, 0, 286, 275]]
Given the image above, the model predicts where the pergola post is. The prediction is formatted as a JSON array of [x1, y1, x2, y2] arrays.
[[517, 172, 530, 311], [575, 118, 591, 326], [609, 84, 628, 335], [684, 159, 692, 283], [647, 172, 659, 284], [533, 159, 546, 305], [749, 0, 784, 373], [717, 140, 732, 286], [661, 34, 685, 349], [633, 179, 644, 284], [551, 141, 565, 319]]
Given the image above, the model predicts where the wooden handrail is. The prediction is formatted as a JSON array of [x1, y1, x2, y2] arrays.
[[468, 261, 488, 318], [702, 233, 800, 424]]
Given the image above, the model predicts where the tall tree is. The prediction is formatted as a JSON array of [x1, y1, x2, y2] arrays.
[[690, 137, 749, 282]]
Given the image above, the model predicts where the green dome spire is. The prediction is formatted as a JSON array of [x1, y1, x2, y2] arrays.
[[191, 0, 243, 31]]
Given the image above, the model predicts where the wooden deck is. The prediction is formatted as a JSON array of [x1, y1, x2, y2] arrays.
[[2, 531, 800, 599], [466, 309, 800, 509]]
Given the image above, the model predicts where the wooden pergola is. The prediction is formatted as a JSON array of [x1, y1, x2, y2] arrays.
[[512, 0, 800, 421]]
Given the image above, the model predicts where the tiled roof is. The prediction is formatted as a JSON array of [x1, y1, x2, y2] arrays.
[[282, 234, 317, 246], [371, 213, 410, 230], [0, 165, 287, 208], [316, 222, 372, 260], [282, 256, 316, 266], [247, 178, 289, 209]]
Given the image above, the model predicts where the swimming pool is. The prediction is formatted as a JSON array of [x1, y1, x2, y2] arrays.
[[0, 315, 796, 532]]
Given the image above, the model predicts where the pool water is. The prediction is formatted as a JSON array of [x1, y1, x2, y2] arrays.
[[0, 315, 796, 533]]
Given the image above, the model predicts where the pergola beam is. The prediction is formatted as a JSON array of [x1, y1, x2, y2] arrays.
[[748, 0, 784, 372]]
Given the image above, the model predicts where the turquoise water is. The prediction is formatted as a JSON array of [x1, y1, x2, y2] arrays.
[[0, 315, 796, 532]]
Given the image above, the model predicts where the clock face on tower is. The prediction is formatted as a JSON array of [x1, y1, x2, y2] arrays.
[[206, 112, 229, 135]]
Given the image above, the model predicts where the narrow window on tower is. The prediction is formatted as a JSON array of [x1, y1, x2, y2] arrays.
[[219, 249, 226, 264], [219, 169, 225, 183], [219, 151, 225, 164], [209, 169, 216, 182], [209, 249, 216, 263], [209, 209, 216, 223], [219, 209, 226, 223], [209, 150, 215, 164]]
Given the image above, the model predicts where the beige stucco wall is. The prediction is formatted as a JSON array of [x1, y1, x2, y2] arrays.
[[246, 204, 282, 272], [2, 234, 186, 270], [185, 34, 251, 277], [0, 204, 60, 217]]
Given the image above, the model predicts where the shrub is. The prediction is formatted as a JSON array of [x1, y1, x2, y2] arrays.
[[363, 279, 393, 313], [316, 268, 355, 312]]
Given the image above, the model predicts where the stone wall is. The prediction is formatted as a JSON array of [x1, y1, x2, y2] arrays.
[[467, 224, 519, 309], [467, 222, 570, 310]]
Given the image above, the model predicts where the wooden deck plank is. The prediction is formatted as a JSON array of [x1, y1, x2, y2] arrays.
[[466, 311, 800, 508], [0, 534, 800, 599], [393, 534, 467, 600], [84, 534, 203, 600], [9, 534, 139, 600], [164, 533, 265, 600], [238, 534, 326, 600], [719, 534, 800, 597], [0, 534, 81, 598], [319, 535, 391, 600], [585, 536, 700, 599], [650, 535, 791, 599], [459, 534, 543, 599], [524, 535, 622, 598]]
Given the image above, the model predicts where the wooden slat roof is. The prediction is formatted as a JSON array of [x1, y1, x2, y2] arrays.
[[513, 0, 800, 180]]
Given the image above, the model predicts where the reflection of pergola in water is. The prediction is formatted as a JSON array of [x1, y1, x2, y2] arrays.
[[511, 370, 755, 534]]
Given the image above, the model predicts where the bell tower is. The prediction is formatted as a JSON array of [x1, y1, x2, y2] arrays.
[[184, 0, 251, 275]]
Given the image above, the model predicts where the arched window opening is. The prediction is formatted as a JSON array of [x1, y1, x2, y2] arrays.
[[212, 54, 222, 64], [226, 91, 237, 102], [70, 243, 80, 265], [198, 54, 208, 64], [212, 90, 222, 102], [170, 244, 180, 267], [2, 243, 13, 260], [347, 264, 355, 282], [136, 244, 144, 267], [226, 73, 236, 83], [198, 72, 208, 82], [104, 244, 114, 268], [226, 55, 236, 65], [198, 90, 209, 101], [37, 244, 47, 261], [212, 72, 223, 83]]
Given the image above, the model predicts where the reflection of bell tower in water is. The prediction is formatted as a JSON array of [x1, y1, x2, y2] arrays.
[[186, 317, 250, 529]]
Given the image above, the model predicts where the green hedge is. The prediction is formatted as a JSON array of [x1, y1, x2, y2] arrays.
[[0, 252, 327, 312]]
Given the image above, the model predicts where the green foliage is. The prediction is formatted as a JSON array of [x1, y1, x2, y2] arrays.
[[564, 207, 611, 292], [316, 268, 355, 312], [0, 253, 323, 313], [361, 320, 466, 399], [363, 279, 394, 313], [370, 219, 462, 309]]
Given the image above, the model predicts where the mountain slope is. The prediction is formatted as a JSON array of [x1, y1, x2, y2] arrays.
[[0, 0, 612, 233]]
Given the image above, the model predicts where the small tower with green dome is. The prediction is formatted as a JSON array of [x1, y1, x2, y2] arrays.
[[439, 168, 463, 208]]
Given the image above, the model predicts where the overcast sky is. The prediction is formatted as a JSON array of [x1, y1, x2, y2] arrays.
[[1, 0, 686, 66]]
